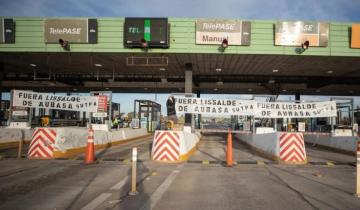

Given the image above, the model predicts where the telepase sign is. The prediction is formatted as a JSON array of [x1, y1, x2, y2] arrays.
[[12, 90, 99, 112], [175, 97, 337, 118], [44, 19, 88, 43], [196, 19, 251, 45]]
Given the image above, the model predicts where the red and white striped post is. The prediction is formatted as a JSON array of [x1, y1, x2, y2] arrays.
[[84, 127, 95, 164], [357, 140, 360, 197]]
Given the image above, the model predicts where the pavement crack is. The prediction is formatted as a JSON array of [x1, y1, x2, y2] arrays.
[[264, 166, 320, 210]]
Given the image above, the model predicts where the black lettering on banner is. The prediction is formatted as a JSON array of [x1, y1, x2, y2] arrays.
[[179, 105, 188, 111], [194, 106, 199, 112], [262, 111, 271, 116], [22, 100, 32, 106]]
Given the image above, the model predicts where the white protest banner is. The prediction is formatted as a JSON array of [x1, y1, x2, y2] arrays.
[[12, 90, 99, 112], [254, 101, 337, 118], [175, 97, 255, 116]]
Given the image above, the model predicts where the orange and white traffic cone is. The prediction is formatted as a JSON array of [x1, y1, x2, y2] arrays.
[[85, 127, 95, 164], [226, 128, 233, 167]]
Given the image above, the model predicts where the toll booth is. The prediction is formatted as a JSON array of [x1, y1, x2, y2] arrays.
[[7, 90, 32, 128], [0, 100, 10, 126], [28, 93, 87, 127], [111, 102, 121, 120], [133, 100, 161, 132], [331, 97, 355, 136], [90, 91, 112, 131], [49, 109, 85, 127]]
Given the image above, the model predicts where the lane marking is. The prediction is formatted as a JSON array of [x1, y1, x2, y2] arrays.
[[82, 171, 153, 210], [326, 161, 334, 166], [80, 193, 112, 210], [110, 178, 128, 190], [140, 166, 182, 210], [202, 160, 209, 165], [257, 160, 265, 165], [110, 173, 150, 190]]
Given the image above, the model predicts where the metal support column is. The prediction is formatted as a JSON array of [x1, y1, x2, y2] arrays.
[[184, 70, 192, 126], [197, 91, 201, 129], [295, 93, 300, 131], [0, 62, 3, 124]]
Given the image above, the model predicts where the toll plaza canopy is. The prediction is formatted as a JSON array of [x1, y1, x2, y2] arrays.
[[0, 17, 360, 95]]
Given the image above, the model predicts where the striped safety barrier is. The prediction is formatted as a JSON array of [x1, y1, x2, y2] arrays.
[[152, 131, 180, 161], [279, 132, 307, 163], [28, 128, 56, 159]]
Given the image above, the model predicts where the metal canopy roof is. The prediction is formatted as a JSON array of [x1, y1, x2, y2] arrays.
[[1, 52, 360, 95]]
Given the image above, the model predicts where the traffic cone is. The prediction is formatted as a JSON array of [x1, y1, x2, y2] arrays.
[[226, 128, 233, 167], [85, 127, 95, 164]]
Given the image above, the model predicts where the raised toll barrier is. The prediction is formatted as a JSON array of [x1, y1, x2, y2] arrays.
[[27, 127, 149, 159], [151, 130, 201, 162], [236, 131, 307, 164]]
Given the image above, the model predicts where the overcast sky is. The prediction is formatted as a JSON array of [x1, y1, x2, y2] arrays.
[[1, 0, 360, 22]]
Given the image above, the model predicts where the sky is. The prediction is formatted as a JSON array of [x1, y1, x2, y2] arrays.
[[0, 0, 360, 22], [1, 0, 360, 114]]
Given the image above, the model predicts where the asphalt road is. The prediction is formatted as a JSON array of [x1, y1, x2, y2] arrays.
[[0, 134, 359, 210]]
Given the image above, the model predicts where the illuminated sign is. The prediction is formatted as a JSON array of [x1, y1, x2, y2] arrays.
[[0, 18, 15, 43], [351, 24, 360, 48], [196, 20, 251, 45], [0, 19, 3, 43], [275, 21, 329, 47], [44, 19, 97, 43], [124, 18, 169, 48]]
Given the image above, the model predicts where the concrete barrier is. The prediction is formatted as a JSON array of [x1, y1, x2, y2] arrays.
[[27, 127, 149, 159], [0, 127, 33, 148], [303, 134, 358, 154], [235, 132, 307, 164], [152, 130, 201, 162], [236, 132, 280, 161]]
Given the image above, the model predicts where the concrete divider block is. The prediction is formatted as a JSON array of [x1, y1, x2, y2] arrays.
[[0, 128, 34, 148], [27, 127, 149, 158], [236, 132, 307, 164], [152, 130, 201, 162], [304, 134, 358, 154]]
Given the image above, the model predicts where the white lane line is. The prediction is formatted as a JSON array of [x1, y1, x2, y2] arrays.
[[80, 193, 112, 210], [111, 172, 150, 190], [81, 171, 153, 210], [140, 167, 182, 210], [110, 178, 128, 190]]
